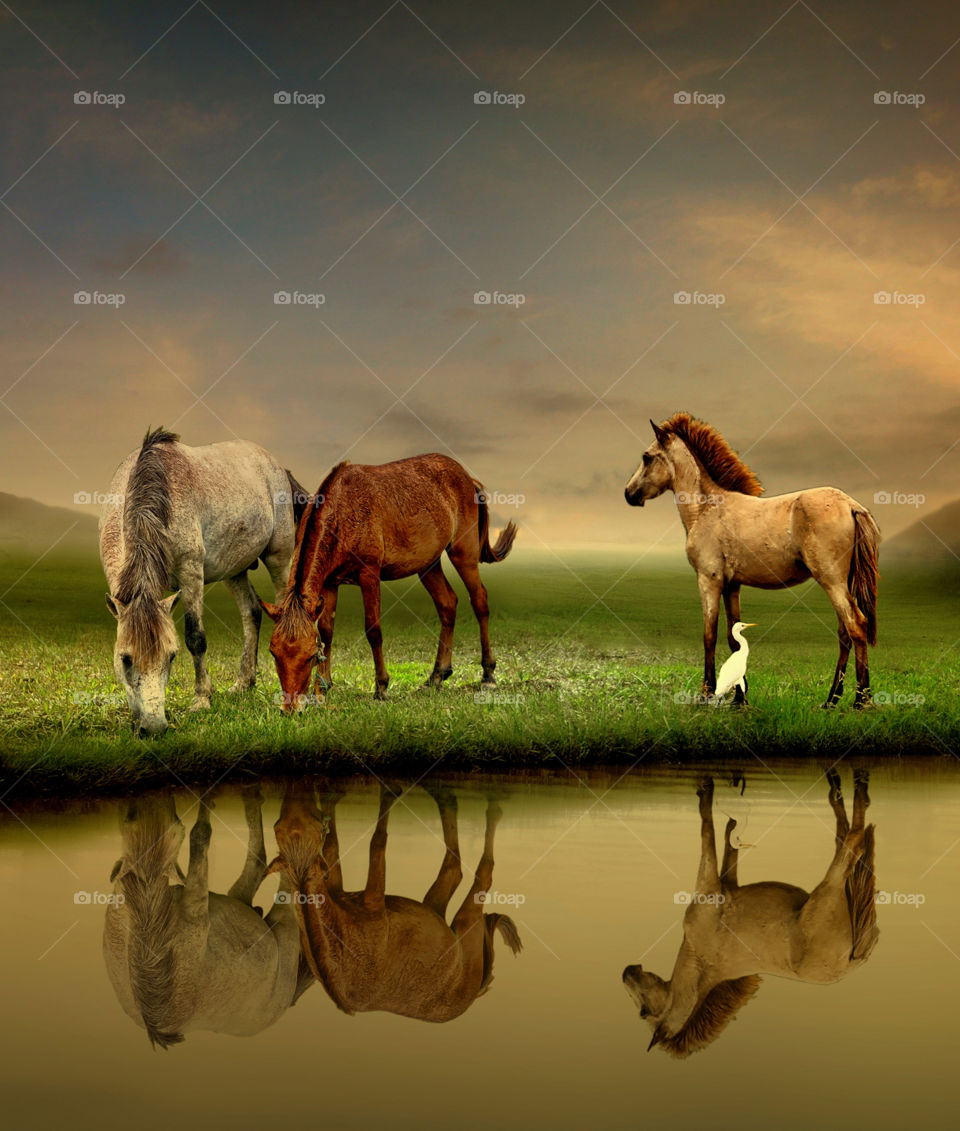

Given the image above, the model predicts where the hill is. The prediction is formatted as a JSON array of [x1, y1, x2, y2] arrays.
[[0, 492, 99, 559]]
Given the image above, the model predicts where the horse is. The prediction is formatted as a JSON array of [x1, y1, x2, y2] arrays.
[[266, 783, 522, 1022], [260, 454, 517, 706], [624, 413, 880, 707], [102, 789, 311, 1047], [99, 427, 308, 734], [622, 771, 879, 1057]]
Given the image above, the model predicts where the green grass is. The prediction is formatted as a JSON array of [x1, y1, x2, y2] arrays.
[[1, 549, 959, 795]]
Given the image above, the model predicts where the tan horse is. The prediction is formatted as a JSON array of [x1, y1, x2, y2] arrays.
[[266, 784, 522, 1022], [624, 413, 880, 707], [623, 772, 879, 1057], [260, 454, 517, 706], [103, 789, 309, 1047]]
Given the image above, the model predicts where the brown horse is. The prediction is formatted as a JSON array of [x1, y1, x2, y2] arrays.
[[624, 414, 880, 707], [261, 454, 517, 706], [266, 783, 522, 1022]]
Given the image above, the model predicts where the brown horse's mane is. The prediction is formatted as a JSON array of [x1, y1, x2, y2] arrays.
[[116, 427, 179, 665], [277, 460, 351, 639], [654, 974, 761, 1058], [659, 413, 763, 497]]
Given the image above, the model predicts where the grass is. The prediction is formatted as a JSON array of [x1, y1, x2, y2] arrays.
[[1, 548, 959, 796]]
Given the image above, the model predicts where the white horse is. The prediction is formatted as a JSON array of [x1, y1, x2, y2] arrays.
[[623, 772, 878, 1057], [99, 427, 307, 734], [103, 790, 310, 1047]]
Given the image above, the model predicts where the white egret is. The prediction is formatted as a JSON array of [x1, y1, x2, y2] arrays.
[[713, 622, 757, 706]]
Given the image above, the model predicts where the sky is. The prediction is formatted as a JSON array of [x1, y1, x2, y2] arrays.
[[1, 0, 959, 551]]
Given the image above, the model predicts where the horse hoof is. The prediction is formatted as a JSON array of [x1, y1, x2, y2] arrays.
[[189, 697, 211, 712], [374, 689, 389, 702], [229, 680, 255, 694], [480, 678, 497, 691]]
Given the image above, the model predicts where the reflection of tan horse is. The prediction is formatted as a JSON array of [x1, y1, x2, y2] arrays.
[[623, 772, 879, 1057], [267, 785, 522, 1022], [103, 790, 309, 1047]]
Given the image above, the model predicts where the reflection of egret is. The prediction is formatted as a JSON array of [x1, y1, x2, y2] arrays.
[[713, 622, 757, 706], [719, 805, 754, 849]]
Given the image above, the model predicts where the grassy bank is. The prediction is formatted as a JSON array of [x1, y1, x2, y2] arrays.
[[1, 549, 958, 796]]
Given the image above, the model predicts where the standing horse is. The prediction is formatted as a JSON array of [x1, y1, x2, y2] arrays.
[[266, 783, 522, 1022], [103, 789, 310, 1046], [622, 772, 878, 1057], [624, 413, 880, 707], [99, 428, 308, 734], [261, 454, 517, 706]]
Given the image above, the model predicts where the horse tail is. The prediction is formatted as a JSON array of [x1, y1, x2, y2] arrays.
[[477, 913, 523, 996], [474, 483, 518, 563], [847, 823, 879, 963], [850, 509, 880, 646], [285, 469, 310, 525]]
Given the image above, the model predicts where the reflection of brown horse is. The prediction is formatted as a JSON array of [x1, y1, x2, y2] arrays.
[[261, 454, 517, 706], [623, 771, 879, 1057], [103, 790, 309, 1047], [267, 785, 522, 1022]]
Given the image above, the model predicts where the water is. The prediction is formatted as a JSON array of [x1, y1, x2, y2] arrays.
[[2, 764, 958, 1130]]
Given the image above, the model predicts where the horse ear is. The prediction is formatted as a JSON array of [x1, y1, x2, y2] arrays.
[[259, 597, 282, 621], [110, 859, 124, 882], [161, 591, 180, 614], [649, 419, 669, 447], [647, 1023, 667, 1052], [105, 593, 125, 619]]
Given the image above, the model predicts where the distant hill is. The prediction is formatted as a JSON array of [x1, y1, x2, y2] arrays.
[[883, 499, 960, 568], [0, 492, 99, 558]]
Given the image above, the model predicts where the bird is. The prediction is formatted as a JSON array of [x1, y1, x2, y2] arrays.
[[712, 622, 757, 706]]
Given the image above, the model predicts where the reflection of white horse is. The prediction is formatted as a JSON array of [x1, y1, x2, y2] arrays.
[[103, 790, 309, 1047], [623, 772, 878, 1057]]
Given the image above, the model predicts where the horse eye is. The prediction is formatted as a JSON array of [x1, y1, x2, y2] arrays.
[[642, 453, 652, 465], [121, 653, 133, 669]]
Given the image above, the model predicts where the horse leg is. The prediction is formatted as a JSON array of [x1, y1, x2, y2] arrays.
[[823, 621, 852, 708], [720, 818, 739, 886], [358, 569, 390, 700], [451, 799, 502, 937], [695, 776, 721, 896], [722, 584, 748, 705], [183, 801, 212, 920], [449, 553, 497, 689], [422, 786, 463, 916], [318, 788, 344, 893], [826, 769, 850, 844], [260, 543, 293, 603], [363, 784, 397, 911], [698, 575, 722, 698], [419, 562, 458, 689], [221, 572, 261, 693], [821, 579, 871, 708], [314, 585, 338, 696], [851, 770, 870, 832], [228, 786, 267, 904], [180, 565, 213, 710]]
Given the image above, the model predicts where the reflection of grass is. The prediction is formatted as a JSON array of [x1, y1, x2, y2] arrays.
[[1, 550, 958, 794]]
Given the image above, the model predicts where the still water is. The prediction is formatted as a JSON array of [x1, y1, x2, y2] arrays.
[[1, 764, 958, 1130]]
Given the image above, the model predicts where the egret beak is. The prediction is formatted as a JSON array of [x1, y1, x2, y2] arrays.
[[741, 623, 757, 628]]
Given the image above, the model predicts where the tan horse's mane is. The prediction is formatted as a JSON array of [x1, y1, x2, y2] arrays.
[[659, 412, 763, 497], [277, 460, 351, 639], [655, 974, 762, 1058], [116, 427, 179, 665]]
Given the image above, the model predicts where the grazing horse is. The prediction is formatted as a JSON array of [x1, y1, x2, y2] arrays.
[[103, 789, 310, 1047], [622, 772, 879, 1057], [266, 783, 522, 1022], [261, 454, 517, 706], [99, 428, 308, 734], [624, 413, 880, 707]]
